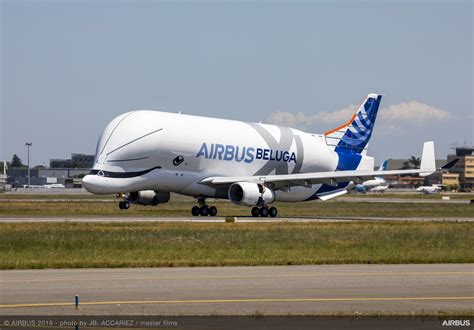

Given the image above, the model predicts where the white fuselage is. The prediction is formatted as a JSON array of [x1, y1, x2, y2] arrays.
[[83, 110, 373, 202], [416, 185, 441, 194], [360, 177, 389, 192], [362, 177, 386, 189]]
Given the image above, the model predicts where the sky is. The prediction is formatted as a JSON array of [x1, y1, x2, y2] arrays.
[[1, 0, 473, 166]]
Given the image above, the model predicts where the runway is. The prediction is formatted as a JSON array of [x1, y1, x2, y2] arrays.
[[1, 197, 471, 204], [1, 264, 473, 315], [0, 216, 473, 223]]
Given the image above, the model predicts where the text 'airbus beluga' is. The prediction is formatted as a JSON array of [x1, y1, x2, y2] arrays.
[[82, 94, 436, 217]]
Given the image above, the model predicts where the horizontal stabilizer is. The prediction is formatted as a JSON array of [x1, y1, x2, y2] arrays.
[[440, 158, 459, 170]]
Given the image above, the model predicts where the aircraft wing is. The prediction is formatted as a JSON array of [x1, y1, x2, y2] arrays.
[[200, 141, 436, 189]]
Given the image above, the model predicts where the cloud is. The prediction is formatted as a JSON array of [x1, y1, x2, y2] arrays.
[[311, 105, 358, 125], [266, 101, 450, 130], [380, 101, 450, 123], [267, 105, 358, 128], [267, 111, 307, 128]]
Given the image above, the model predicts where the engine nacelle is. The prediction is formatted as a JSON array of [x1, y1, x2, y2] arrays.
[[127, 190, 170, 206], [228, 182, 275, 206]]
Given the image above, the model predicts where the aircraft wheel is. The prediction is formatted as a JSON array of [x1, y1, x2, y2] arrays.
[[269, 207, 277, 218], [251, 207, 260, 217], [123, 200, 130, 209], [259, 207, 269, 217], [119, 201, 124, 209], [209, 206, 217, 216], [191, 206, 200, 216], [200, 206, 209, 216]]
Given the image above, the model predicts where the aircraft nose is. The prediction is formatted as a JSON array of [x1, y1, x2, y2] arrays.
[[82, 174, 102, 194]]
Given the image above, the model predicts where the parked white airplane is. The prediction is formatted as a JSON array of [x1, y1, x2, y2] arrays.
[[45, 183, 66, 189], [82, 93, 436, 217], [355, 159, 389, 193], [416, 184, 443, 194]]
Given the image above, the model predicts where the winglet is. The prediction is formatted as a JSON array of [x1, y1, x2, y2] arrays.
[[420, 141, 436, 177]]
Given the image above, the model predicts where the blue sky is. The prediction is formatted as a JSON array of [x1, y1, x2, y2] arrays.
[[1, 0, 472, 166]]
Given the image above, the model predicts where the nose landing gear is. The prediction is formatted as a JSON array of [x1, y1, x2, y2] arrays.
[[191, 198, 218, 216], [118, 200, 130, 210], [251, 206, 277, 218], [117, 193, 130, 210]]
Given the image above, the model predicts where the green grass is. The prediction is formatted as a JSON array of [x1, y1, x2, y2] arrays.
[[0, 192, 472, 218], [0, 198, 472, 217], [1, 222, 473, 269]]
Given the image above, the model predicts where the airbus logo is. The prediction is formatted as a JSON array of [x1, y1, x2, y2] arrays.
[[196, 142, 297, 163], [442, 320, 471, 327]]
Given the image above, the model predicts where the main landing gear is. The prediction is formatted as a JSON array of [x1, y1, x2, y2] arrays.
[[191, 198, 217, 217], [251, 206, 277, 218]]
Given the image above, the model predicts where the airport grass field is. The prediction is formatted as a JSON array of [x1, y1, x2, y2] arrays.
[[1, 193, 473, 269], [0, 194, 474, 218], [1, 221, 473, 269]]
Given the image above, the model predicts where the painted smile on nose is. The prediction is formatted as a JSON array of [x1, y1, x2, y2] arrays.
[[82, 166, 162, 194]]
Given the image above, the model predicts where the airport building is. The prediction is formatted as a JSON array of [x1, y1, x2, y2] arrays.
[[442, 172, 460, 189], [0, 161, 7, 192], [384, 159, 445, 188], [49, 153, 94, 168], [443, 146, 474, 191], [6, 153, 93, 188], [7, 168, 90, 188]]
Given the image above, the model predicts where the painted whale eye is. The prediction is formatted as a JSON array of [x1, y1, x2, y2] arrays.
[[173, 155, 184, 166]]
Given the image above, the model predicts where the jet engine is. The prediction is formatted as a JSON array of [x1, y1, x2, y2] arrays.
[[127, 191, 170, 206], [228, 182, 275, 206]]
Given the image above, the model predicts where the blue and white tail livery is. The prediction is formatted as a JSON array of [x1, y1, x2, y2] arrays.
[[375, 159, 389, 180], [324, 94, 382, 155]]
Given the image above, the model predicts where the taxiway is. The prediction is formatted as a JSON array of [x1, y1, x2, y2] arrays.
[[1, 264, 472, 315]]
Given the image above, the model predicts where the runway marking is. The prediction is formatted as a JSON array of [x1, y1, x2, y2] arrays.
[[1, 296, 473, 309], [2, 271, 473, 283]]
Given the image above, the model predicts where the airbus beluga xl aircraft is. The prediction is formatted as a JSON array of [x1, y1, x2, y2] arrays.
[[82, 93, 436, 217]]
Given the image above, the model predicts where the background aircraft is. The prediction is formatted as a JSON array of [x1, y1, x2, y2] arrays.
[[355, 159, 389, 193], [82, 93, 436, 217], [416, 184, 443, 194]]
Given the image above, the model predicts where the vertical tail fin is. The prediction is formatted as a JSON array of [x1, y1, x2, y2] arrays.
[[420, 141, 436, 177], [379, 159, 389, 171], [375, 159, 389, 180], [324, 93, 382, 155]]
